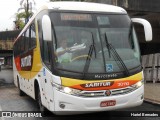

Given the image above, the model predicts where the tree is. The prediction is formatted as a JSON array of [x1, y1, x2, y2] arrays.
[[14, 0, 35, 29], [18, 0, 36, 23]]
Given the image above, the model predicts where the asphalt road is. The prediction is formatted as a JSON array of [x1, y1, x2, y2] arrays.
[[0, 86, 160, 120]]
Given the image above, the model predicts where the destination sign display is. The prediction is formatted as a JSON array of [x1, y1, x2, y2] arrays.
[[61, 13, 92, 21]]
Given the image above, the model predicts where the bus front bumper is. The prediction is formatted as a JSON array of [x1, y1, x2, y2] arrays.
[[52, 85, 144, 115]]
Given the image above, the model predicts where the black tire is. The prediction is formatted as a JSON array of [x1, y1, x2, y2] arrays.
[[17, 77, 25, 96], [37, 87, 47, 116]]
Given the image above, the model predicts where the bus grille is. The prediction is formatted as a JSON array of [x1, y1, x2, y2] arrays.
[[78, 87, 137, 97]]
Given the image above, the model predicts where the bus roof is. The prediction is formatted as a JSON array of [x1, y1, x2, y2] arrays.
[[15, 2, 127, 44], [45, 2, 127, 13]]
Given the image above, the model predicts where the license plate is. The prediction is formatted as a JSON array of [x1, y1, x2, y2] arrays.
[[100, 100, 116, 107]]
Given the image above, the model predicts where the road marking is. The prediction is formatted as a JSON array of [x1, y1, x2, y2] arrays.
[[0, 105, 5, 120]]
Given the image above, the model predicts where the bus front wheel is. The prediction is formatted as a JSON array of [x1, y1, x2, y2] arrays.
[[37, 87, 47, 115]]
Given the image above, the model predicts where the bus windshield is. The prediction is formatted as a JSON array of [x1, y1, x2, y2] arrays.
[[49, 12, 141, 80]]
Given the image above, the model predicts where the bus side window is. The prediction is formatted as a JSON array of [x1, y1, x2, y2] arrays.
[[30, 23, 36, 49], [25, 28, 30, 52], [17, 39, 21, 55], [21, 33, 25, 54], [43, 41, 51, 70], [13, 42, 18, 56]]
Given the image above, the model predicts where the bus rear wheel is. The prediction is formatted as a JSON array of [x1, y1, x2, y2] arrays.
[[17, 77, 25, 96]]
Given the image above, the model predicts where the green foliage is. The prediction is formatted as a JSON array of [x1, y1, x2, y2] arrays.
[[16, 19, 25, 29], [17, 12, 33, 20], [15, 11, 33, 29]]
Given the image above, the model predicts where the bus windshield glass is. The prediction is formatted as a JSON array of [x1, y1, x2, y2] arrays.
[[49, 12, 141, 80]]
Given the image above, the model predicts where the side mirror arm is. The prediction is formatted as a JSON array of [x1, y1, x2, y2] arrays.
[[131, 18, 152, 42], [42, 15, 52, 41]]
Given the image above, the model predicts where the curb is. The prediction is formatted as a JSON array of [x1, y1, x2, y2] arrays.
[[144, 98, 160, 106], [0, 83, 15, 88]]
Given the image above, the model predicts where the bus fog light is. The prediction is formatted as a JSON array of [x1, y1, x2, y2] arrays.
[[141, 95, 144, 100], [59, 103, 65, 109]]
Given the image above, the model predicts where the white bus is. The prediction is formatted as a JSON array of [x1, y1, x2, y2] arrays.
[[13, 2, 152, 115]]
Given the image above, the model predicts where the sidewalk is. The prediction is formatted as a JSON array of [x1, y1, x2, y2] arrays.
[[144, 83, 160, 105], [0, 65, 13, 86]]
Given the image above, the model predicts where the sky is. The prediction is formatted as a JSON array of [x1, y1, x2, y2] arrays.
[[0, 0, 49, 31]]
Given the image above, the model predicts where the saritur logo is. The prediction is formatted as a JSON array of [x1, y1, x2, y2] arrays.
[[81, 81, 114, 88]]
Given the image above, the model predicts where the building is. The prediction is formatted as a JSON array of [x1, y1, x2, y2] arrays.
[[0, 30, 20, 66]]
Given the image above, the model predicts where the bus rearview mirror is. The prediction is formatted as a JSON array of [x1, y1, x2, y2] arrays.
[[131, 18, 152, 42], [42, 15, 52, 41]]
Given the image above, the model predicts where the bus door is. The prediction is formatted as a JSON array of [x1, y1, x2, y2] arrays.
[[39, 67, 53, 109], [41, 34, 55, 110]]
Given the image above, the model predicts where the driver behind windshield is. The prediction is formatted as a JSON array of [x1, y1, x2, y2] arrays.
[[55, 34, 87, 63], [55, 37, 72, 63]]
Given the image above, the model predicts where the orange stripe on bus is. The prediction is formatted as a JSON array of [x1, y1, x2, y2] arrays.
[[70, 80, 140, 91]]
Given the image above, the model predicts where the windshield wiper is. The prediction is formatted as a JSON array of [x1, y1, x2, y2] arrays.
[[105, 33, 111, 58], [105, 33, 130, 76], [82, 33, 96, 79]]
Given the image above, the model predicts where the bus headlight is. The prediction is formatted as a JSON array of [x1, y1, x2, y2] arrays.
[[131, 80, 144, 89], [52, 83, 81, 96]]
